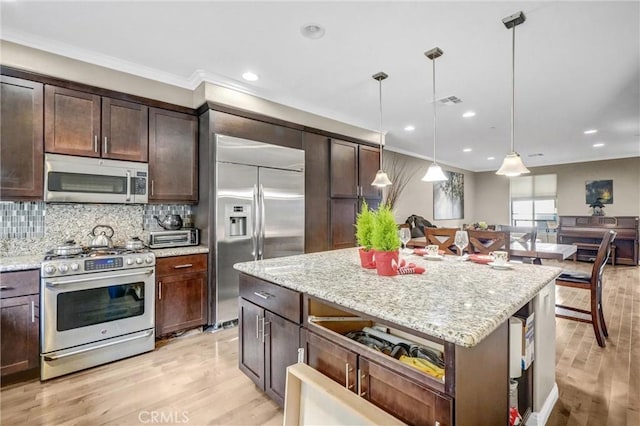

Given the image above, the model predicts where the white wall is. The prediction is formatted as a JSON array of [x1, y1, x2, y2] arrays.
[[473, 157, 640, 223], [384, 151, 475, 228]]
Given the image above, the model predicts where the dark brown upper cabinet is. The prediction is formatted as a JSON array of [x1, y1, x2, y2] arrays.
[[148, 107, 198, 203], [101, 98, 148, 162], [330, 139, 381, 199], [45, 85, 148, 162], [329, 139, 381, 249], [0, 76, 44, 200]]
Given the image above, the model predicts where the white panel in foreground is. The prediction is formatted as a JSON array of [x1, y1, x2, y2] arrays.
[[283, 363, 406, 426]]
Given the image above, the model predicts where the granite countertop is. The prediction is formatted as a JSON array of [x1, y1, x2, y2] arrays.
[[0, 245, 209, 272], [234, 248, 562, 348], [151, 245, 209, 258], [0, 254, 44, 272]]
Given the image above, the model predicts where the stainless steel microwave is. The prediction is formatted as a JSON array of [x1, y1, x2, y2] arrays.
[[44, 154, 148, 203]]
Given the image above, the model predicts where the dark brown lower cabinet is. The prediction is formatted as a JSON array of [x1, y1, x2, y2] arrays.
[[238, 298, 300, 407], [155, 255, 207, 337], [360, 358, 452, 426], [304, 330, 452, 426], [304, 329, 357, 390], [1, 270, 40, 378]]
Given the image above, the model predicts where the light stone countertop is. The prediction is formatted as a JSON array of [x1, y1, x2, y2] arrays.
[[0, 254, 44, 272], [0, 245, 209, 272], [234, 248, 562, 348], [151, 245, 209, 258]]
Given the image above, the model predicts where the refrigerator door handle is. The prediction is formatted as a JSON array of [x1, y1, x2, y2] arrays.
[[258, 184, 266, 259], [251, 184, 258, 260]]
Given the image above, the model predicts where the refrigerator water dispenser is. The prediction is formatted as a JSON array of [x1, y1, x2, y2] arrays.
[[226, 205, 250, 238]]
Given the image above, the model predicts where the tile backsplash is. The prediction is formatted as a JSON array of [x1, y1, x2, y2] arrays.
[[0, 202, 193, 257]]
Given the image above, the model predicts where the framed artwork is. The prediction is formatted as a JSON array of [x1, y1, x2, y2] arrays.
[[433, 171, 464, 220], [585, 180, 613, 204]]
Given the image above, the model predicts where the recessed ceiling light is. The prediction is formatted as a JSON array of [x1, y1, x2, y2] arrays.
[[487, 156, 496, 160], [463, 148, 472, 152], [584, 129, 598, 134], [301, 23, 325, 39], [593, 143, 605, 148], [404, 125, 415, 131], [462, 111, 476, 118], [242, 72, 259, 81]]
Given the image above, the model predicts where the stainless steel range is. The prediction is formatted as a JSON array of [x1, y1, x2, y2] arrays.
[[40, 245, 156, 380]]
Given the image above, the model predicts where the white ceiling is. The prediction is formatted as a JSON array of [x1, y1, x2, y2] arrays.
[[2, 1, 639, 172]]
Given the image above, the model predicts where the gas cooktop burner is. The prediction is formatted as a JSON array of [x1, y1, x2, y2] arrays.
[[43, 246, 150, 261]]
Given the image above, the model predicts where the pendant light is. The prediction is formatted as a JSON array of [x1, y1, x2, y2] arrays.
[[371, 72, 392, 187], [421, 47, 448, 182], [496, 11, 530, 177]]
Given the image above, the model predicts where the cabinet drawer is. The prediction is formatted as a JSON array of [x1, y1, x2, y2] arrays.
[[156, 254, 207, 276], [239, 274, 301, 324], [0, 270, 39, 299]]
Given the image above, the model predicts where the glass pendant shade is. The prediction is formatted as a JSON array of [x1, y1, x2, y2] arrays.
[[497, 11, 530, 178], [422, 47, 448, 183], [496, 152, 530, 176], [372, 170, 393, 187], [421, 162, 448, 182], [370, 72, 391, 187]]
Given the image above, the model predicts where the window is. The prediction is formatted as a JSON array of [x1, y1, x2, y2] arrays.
[[510, 174, 558, 242]]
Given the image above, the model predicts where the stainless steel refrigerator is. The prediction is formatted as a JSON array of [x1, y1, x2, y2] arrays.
[[213, 135, 305, 325]]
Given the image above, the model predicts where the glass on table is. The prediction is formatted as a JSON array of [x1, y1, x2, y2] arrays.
[[398, 228, 412, 254], [454, 230, 469, 257]]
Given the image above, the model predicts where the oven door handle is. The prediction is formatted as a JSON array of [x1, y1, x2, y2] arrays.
[[45, 269, 154, 287], [43, 330, 154, 361]]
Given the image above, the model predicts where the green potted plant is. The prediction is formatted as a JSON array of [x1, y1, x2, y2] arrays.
[[371, 204, 401, 276], [355, 200, 376, 268]]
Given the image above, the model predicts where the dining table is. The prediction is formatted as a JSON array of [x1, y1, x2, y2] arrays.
[[407, 237, 577, 264]]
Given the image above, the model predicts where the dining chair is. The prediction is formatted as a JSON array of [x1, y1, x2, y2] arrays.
[[499, 225, 537, 263], [424, 228, 459, 255], [467, 230, 510, 255], [555, 230, 616, 347]]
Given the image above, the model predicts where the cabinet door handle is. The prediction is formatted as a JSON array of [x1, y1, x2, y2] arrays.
[[345, 363, 354, 390], [31, 301, 35, 323], [158, 281, 162, 300], [151, 180, 155, 196], [94, 135, 98, 152], [262, 320, 270, 344], [104, 136, 108, 154], [0, 286, 13, 290], [358, 369, 366, 397], [256, 315, 260, 340], [173, 264, 193, 269]]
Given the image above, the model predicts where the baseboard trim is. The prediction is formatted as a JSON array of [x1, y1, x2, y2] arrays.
[[527, 383, 558, 426]]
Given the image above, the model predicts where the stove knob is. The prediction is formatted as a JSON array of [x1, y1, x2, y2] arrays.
[[136, 257, 143, 264], [58, 264, 69, 273], [43, 264, 56, 275], [126, 258, 135, 265], [145, 256, 153, 264], [70, 263, 80, 272]]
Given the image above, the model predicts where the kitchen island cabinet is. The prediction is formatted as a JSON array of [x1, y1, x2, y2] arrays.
[[235, 249, 562, 425]]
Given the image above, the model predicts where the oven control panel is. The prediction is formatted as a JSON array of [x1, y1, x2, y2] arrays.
[[85, 257, 123, 271], [41, 253, 156, 277]]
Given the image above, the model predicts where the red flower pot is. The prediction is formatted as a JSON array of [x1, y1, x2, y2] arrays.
[[358, 248, 376, 269], [374, 250, 399, 276]]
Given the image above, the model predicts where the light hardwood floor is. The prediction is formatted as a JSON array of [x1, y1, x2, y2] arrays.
[[1, 262, 638, 425]]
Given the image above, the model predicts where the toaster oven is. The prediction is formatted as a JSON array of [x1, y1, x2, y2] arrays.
[[148, 229, 199, 248]]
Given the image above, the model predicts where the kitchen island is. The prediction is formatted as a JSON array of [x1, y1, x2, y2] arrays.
[[234, 248, 562, 425]]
